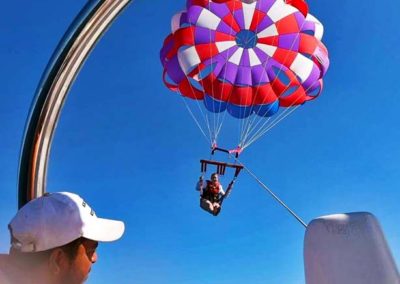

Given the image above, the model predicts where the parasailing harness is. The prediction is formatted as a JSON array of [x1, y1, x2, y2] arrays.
[[198, 146, 243, 215]]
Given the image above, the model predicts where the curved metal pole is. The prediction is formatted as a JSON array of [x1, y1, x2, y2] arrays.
[[18, 0, 132, 208]]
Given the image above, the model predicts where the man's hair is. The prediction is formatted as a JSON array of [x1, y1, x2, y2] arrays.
[[10, 237, 83, 267], [60, 237, 83, 261]]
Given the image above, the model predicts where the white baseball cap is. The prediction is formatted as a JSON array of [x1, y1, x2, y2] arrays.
[[8, 192, 125, 252]]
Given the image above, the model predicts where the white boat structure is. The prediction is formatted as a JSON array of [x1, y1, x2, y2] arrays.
[[305, 212, 400, 284]]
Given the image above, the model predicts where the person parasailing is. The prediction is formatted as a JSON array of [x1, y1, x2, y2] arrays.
[[161, 0, 329, 221], [197, 173, 225, 216], [196, 146, 244, 216]]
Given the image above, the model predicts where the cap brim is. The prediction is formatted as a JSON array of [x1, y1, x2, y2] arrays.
[[82, 218, 125, 242]]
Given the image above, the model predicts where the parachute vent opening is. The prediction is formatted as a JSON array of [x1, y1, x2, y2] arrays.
[[302, 29, 315, 36], [272, 66, 291, 85], [188, 77, 204, 92], [280, 86, 299, 98], [198, 62, 218, 80], [303, 53, 314, 60], [235, 30, 258, 49], [307, 83, 322, 98], [179, 23, 191, 29], [164, 73, 176, 86]]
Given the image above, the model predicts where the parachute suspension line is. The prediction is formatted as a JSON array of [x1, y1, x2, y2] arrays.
[[239, 12, 279, 146], [206, 0, 219, 143], [243, 66, 320, 149], [243, 86, 305, 148], [241, 115, 271, 147], [242, 113, 281, 149], [242, 105, 300, 149], [225, 8, 318, 218], [239, 104, 250, 146], [190, 95, 213, 140], [262, 7, 309, 94], [239, 118, 249, 147], [240, 115, 262, 149], [243, 56, 321, 148], [211, 0, 238, 145], [239, 108, 255, 144], [214, 119, 224, 144], [234, 156, 307, 228], [246, 116, 272, 143], [238, 8, 267, 147], [242, 106, 293, 148], [185, 0, 219, 145], [242, 67, 320, 149], [180, 95, 212, 146], [239, 26, 264, 144], [240, 11, 313, 149], [184, 17, 215, 146], [202, 103, 215, 145], [239, 48, 279, 146]]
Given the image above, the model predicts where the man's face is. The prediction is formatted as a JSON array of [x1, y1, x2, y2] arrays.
[[61, 239, 98, 284], [211, 174, 219, 183]]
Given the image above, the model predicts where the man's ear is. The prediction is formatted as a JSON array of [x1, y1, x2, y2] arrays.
[[48, 248, 68, 275]]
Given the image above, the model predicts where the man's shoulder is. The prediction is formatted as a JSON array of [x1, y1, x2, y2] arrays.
[[0, 254, 12, 284], [0, 254, 9, 267]]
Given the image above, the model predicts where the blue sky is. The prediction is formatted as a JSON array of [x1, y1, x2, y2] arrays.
[[1, 0, 400, 283]]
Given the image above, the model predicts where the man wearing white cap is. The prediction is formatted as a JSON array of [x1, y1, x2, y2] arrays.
[[0, 192, 125, 284]]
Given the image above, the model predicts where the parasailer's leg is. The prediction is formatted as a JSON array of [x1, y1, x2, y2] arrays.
[[212, 203, 221, 216], [200, 198, 214, 214], [200, 198, 222, 216]]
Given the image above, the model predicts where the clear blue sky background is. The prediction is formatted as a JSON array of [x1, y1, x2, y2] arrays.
[[1, 0, 399, 283]]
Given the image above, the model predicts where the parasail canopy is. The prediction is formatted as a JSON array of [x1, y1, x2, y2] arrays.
[[160, 0, 329, 151]]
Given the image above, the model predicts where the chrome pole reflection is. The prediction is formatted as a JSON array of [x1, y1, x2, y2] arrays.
[[18, 0, 132, 208]]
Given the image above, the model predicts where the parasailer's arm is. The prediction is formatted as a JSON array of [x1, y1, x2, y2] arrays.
[[196, 177, 208, 196], [219, 184, 225, 196], [219, 165, 242, 205]]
